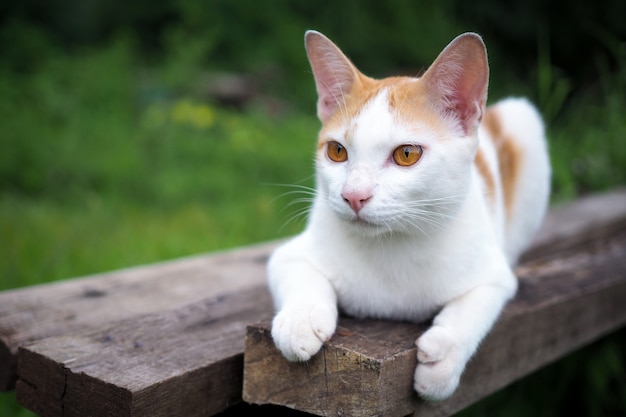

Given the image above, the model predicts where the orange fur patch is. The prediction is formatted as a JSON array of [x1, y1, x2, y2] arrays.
[[483, 108, 523, 218], [317, 75, 441, 144], [474, 148, 496, 207]]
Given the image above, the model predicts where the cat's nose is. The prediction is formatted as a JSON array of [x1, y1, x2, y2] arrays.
[[342, 190, 372, 214]]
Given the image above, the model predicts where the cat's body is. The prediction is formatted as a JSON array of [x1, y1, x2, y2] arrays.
[[268, 31, 550, 400]]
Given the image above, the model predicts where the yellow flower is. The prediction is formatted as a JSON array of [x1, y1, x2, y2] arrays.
[[171, 100, 215, 129], [192, 105, 215, 128]]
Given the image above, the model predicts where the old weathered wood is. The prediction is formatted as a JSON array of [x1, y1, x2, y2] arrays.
[[0, 241, 278, 391], [244, 318, 425, 417], [522, 187, 626, 261], [16, 286, 274, 417], [242, 195, 626, 416]]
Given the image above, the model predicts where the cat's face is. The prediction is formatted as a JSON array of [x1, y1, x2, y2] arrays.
[[306, 31, 488, 237], [315, 78, 477, 237]]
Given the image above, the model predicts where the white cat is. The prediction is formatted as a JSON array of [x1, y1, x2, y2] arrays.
[[268, 30, 550, 400]]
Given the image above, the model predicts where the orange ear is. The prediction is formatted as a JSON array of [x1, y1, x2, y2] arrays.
[[305, 30, 360, 122], [420, 33, 489, 135]]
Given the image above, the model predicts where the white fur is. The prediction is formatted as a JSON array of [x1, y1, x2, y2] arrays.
[[269, 34, 550, 401]]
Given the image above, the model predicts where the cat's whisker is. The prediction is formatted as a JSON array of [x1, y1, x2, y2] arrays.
[[405, 194, 465, 207], [275, 195, 313, 216], [412, 208, 453, 225], [267, 183, 316, 192], [274, 189, 315, 199], [286, 198, 316, 208], [382, 204, 453, 235], [264, 182, 316, 191], [264, 182, 318, 232], [277, 191, 316, 204], [266, 184, 316, 205], [279, 205, 313, 232], [395, 214, 431, 237]]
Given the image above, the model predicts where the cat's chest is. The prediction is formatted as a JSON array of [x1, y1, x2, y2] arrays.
[[315, 236, 478, 322]]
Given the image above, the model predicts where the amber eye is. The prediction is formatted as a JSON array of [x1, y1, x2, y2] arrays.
[[327, 141, 348, 162], [392, 145, 423, 166]]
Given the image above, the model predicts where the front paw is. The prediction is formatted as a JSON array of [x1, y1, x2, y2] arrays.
[[414, 326, 466, 401], [271, 304, 337, 362]]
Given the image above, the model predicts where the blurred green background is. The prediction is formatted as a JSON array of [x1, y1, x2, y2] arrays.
[[1, 0, 625, 415]]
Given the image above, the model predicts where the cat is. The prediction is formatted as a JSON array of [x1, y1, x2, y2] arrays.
[[268, 30, 551, 400]]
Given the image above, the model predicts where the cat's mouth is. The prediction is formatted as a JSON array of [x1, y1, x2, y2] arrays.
[[330, 199, 390, 233], [351, 216, 372, 226], [335, 209, 377, 227], [346, 213, 384, 230]]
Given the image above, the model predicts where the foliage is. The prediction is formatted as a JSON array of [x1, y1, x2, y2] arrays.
[[0, 35, 320, 289], [458, 331, 626, 417], [549, 44, 626, 200]]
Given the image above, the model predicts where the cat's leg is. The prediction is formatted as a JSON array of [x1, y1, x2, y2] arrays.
[[414, 271, 516, 400], [268, 240, 338, 362]]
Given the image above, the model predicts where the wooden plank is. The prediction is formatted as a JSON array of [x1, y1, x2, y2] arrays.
[[242, 206, 626, 416], [244, 319, 424, 417], [0, 241, 278, 391], [16, 286, 274, 417], [522, 187, 626, 261]]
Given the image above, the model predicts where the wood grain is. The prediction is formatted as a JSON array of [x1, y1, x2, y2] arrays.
[[16, 286, 273, 417], [244, 319, 425, 417], [0, 241, 278, 390], [522, 187, 626, 261], [243, 201, 626, 416]]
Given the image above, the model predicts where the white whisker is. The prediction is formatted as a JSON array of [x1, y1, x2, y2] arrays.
[[375, 193, 465, 235], [265, 182, 317, 232], [279, 205, 313, 232]]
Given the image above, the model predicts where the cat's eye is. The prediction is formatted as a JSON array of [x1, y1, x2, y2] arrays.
[[327, 141, 348, 162], [392, 145, 423, 167]]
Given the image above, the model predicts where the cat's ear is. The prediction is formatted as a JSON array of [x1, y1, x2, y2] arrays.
[[421, 33, 489, 135], [305, 30, 360, 122]]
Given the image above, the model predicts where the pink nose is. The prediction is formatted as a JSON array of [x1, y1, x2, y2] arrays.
[[342, 190, 372, 214]]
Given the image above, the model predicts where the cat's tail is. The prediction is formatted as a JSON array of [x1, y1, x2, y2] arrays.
[[486, 97, 551, 264]]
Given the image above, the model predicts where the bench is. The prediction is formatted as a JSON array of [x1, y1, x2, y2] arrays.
[[1, 188, 625, 417]]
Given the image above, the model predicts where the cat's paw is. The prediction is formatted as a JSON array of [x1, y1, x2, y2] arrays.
[[414, 326, 466, 401], [271, 304, 337, 362]]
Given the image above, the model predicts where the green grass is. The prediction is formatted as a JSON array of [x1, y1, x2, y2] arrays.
[[0, 110, 320, 289], [1, 29, 625, 417], [0, 35, 319, 290]]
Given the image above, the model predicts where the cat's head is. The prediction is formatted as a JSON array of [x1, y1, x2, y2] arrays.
[[306, 31, 489, 237]]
